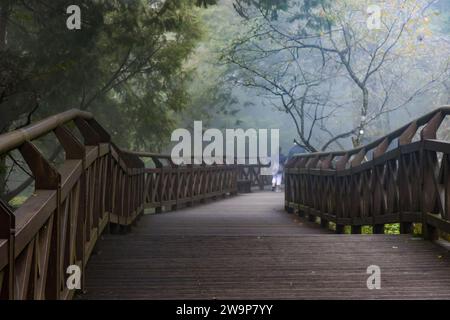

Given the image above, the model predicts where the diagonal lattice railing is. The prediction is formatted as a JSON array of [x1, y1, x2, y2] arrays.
[[285, 105, 450, 238], [0, 109, 270, 300]]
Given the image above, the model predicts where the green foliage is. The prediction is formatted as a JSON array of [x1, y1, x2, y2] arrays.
[[413, 223, 422, 236], [362, 226, 373, 234], [234, 0, 289, 20], [179, 2, 241, 128], [1, 0, 203, 151], [316, 221, 427, 237], [8, 195, 28, 208], [384, 224, 400, 235], [287, 0, 331, 30]]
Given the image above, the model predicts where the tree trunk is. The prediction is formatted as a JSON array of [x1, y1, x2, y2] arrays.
[[0, 0, 10, 51], [354, 87, 369, 147], [0, 1, 10, 198]]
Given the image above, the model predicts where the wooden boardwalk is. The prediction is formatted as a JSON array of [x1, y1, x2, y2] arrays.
[[80, 191, 450, 300]]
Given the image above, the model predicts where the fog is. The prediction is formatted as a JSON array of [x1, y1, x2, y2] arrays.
[[180, 0, 450, 154]]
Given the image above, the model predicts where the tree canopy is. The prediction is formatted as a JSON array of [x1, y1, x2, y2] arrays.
[[1, 0, 450, 200], [224, 0, 450, 151], [0, 0, 203, 150]]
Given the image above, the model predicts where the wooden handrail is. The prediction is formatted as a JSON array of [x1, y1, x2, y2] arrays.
[[124, 150, 172, 160], [0, 109, 254, 300], [286, 105, 450, 162], [285, 105, 450, 238], [0, 109, 93, 155]]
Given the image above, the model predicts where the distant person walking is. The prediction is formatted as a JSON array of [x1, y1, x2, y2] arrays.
[[287, 141, 306, 160], [271, 148, 286, 192]]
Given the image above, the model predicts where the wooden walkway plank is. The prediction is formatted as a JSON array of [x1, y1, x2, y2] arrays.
[[79, 192, 450, 300]]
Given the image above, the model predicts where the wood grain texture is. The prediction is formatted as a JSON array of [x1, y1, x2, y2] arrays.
[[80, 192, 450, 300]]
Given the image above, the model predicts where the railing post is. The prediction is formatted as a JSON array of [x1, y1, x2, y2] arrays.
[[421, 112, 444, 240], [398, 122, 418, 234], [371, 139, 390, 234], [73, 117, 108, 244], [158, 165, 164, 213], [350, 149, 366, 234], [189, 164, 195, 206], [351, 226, 362, 234], [258, 159, 264, 190], [284, 159, 290, 212], [19, 141, 61, 299], [335, 224, 345, 234], [399, 221, 413, 234], [335, 153, 349, 234], [150, 155, 163, 213], [305, 156, 319, 222], [230, 164, 238, 195], [284, 159, 294, 213], [54, 125, 86, 292], [422, 147, 439, 240], [0, 200, 15, 300], [174, 164, 180, 211], [296, 157, 308, 217], [373, 225, 384, 234], [319, 155, 333, 228]]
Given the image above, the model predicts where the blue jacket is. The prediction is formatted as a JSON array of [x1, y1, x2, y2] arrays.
[[287, 145, 306, 159]]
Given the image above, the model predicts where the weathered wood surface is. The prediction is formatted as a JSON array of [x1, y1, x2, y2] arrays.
[[81, 192, 450, 300]]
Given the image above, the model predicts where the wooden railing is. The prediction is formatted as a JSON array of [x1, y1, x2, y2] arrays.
[[0, 109, 240, 300], [285, 106, 450, 238], [236, 161, 271, 190], [126, 151, 238, 212]]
